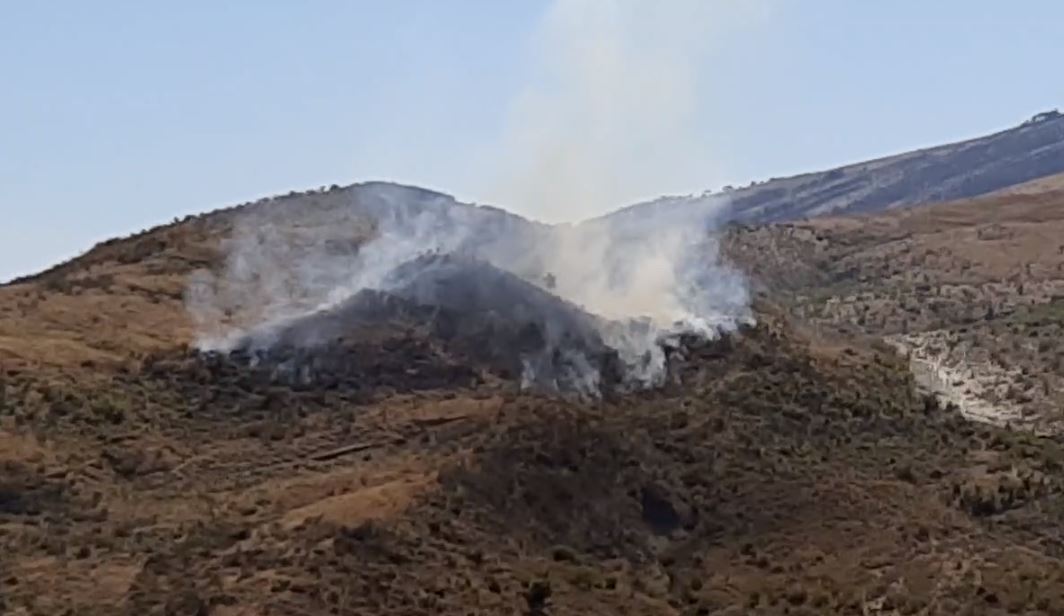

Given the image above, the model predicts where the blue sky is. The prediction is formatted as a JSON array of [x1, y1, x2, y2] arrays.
[[2, 1, 1062, 281]]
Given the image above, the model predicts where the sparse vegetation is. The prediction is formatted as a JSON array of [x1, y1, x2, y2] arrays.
[[725, 182, 1064, 431], [3, 177, 1064, 613]]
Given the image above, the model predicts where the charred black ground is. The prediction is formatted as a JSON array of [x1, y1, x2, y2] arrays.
[[222, 255, 632, 397]]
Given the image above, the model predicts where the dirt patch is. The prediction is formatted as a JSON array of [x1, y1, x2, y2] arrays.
[[281, 473, 434, 529]]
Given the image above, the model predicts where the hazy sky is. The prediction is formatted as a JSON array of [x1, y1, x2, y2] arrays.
[[3, 1, 1063, 281]]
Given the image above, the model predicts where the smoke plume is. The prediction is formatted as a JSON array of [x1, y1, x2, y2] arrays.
[[185, 1, 761, 395], [485, 0, 766, 222], [185, 183, 751, 395]]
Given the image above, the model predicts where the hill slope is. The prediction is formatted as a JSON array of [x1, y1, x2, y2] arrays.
[[7, 292, 1064, 614], [724, 176, 1064, 432], [6, 179, 1064, 614], [604, 111, 1064, 228], [0, 182, 542, 373]]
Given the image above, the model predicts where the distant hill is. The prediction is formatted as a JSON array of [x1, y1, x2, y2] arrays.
[[602, 111, 1064, 228], [8, 111, 1064, 290]]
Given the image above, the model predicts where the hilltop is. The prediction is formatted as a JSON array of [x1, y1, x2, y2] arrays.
[[0, 182, 547, 375], [8, 111, 1064, 292], [6, 112, 1064, 375]]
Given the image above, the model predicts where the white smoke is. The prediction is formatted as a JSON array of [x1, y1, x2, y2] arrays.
[[186, 185, 522, 351], [472, 0, 760, 387], [532, 211, 752, 390], [185, 184, 752, 394], [485, 0, 769, 222], [184, 0, 763, 394]]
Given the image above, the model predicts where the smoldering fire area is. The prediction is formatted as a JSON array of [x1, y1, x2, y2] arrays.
[[185, 183, 752, 397]]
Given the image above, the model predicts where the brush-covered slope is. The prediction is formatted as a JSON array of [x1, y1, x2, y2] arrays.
[[0, 182, 542, 375], [7, 297, 1064, 615], [6, 181, 1064, 614], [724, 174, 1064, 432]]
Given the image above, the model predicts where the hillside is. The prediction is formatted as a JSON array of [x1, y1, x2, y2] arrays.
[[7, 280, 1064, 615], [6, 176, 1064, 614], [604, 111, 1064, 228], [0, 182, 542, 374], [724, 175, 1064, 432]]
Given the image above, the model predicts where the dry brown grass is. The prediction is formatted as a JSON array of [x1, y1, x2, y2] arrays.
[[0, 215, 223, 376]]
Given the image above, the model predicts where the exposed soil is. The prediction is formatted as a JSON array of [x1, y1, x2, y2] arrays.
[[228, 255, 626, 397]]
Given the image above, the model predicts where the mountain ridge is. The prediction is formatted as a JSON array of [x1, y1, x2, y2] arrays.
[[7, 112, 1064, 286], [602, 110, 1064, 228]]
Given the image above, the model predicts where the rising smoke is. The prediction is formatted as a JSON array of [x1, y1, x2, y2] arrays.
[[486, 0, 768, 222], [184, 1, 760, 396], [185, 184, 545, 351], [185, 183, 751, 394]]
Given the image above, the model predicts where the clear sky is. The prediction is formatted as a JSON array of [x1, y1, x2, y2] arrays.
[[3, 1, 1062, 281]]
